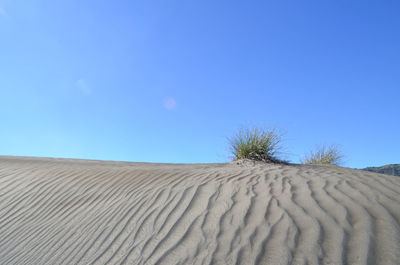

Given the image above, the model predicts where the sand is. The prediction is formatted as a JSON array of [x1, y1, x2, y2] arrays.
[[0, 156, 399, 265]]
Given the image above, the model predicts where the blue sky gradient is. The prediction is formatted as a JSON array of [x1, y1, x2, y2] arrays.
[[1, 0, 399, 168]]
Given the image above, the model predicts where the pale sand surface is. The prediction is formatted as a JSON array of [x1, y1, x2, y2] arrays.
[[0, 156, 399, 265]]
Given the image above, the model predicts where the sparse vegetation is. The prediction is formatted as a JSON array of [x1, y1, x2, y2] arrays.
[[228, 127, 283, 163], [301, 144, 344, 165]]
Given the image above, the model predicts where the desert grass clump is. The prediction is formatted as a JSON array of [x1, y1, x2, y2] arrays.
[[301, 144, 344, 165], [229, 127, 283, 163]]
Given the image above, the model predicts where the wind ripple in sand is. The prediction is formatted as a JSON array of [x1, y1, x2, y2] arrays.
[[0, 157, 399, 265]]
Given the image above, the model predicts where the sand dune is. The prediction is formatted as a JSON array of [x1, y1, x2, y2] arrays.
[[0, 156, 399, 265]]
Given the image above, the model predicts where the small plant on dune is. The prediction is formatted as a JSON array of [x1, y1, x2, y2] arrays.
[[301, 144, 344, 165], [228, 127, 284, 163]]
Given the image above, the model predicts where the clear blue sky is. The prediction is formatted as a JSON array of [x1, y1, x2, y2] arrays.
[[1, 0, 399, 168]]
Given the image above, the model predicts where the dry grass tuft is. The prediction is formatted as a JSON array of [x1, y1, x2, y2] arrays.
[[228, 127, 284, 163], [301, 144, 344, 165]]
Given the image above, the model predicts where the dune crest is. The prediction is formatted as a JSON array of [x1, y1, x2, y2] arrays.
[[0, 156, 399, 265]]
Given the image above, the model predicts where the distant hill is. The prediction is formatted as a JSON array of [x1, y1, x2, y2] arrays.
[[362, 164, 400, 176]]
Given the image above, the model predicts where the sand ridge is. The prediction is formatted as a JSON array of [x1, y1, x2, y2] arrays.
[[0, 156, 399, 265]]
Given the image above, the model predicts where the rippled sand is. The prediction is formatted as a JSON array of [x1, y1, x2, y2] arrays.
[[0, 156, 399, 265]]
